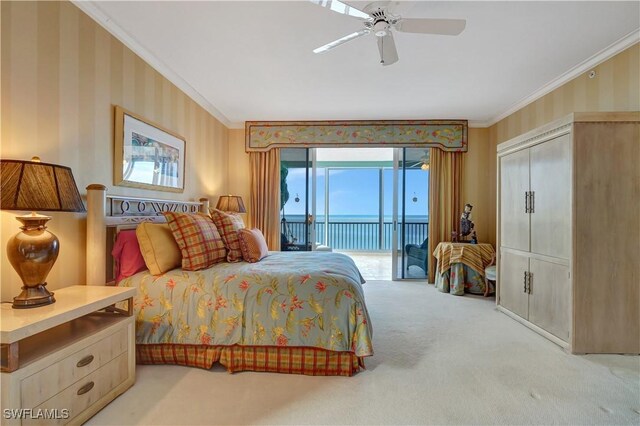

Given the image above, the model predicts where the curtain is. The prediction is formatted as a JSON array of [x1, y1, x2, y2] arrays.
[[427, 148, 463, 283], [249, 149, 281, 250]]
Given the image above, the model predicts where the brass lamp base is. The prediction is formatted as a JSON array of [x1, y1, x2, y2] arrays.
[[12, 284, 55, 309], [7, 213, 60, 309]]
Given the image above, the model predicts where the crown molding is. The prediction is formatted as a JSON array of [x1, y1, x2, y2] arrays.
[[71, 1, 639, 132], [72, 0, 233, 129], [228, 122, 245, 130], [468, 120, 492, 128], [484, 30, 640, 128]]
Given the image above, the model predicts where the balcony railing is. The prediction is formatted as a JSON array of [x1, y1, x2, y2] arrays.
[[281, 220, 428, 251]]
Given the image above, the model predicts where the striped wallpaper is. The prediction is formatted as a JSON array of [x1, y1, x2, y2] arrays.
[[491, 43, 639, 143], [461, 128, 495, 247], [1, 1, 229, 299]]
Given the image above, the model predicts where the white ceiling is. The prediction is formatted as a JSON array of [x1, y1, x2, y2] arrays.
[[81, 1, 639, 128]]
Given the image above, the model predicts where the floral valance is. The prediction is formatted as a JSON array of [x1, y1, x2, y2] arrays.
[[245, 120, 468, 152]]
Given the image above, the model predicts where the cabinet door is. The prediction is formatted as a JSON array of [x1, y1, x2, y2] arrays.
[[498, 250, 529, 320], [530, 134, 571, 259], [528, 258, 571, 342], [500, 149, 530, 251]]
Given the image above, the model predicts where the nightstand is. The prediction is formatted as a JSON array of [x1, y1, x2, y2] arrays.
[[0, 285, 136, 425]]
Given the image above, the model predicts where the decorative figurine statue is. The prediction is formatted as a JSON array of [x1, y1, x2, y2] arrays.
[[460, 203, 477, 243]]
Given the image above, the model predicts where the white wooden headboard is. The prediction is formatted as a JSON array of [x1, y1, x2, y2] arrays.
[[86, 184, 209, 285]]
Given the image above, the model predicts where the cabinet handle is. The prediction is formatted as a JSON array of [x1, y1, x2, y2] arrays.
[[528, 272, 533, 294], [76, 354, 94, 368], [524, 192, 529, 213], [523, 271, 528, 293], [530, 191, 535, 213], [77, 381, 95, 396]]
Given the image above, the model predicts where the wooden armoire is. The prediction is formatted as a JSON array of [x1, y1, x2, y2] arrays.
[[496, 112, 639, 354]]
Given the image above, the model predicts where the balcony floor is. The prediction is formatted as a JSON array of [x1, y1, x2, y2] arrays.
[[337, 250, 428, 281]]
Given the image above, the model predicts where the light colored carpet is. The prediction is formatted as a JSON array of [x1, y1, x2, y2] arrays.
[[88, 281, 640, 425]]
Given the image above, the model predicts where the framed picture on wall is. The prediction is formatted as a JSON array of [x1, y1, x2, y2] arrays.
[[114, 106, 185, 193]]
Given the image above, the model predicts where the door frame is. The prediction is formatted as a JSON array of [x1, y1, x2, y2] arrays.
[[392, 149, 403, 280]]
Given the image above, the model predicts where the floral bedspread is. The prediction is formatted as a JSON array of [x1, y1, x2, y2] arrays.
[[117, 252, 373, 357]]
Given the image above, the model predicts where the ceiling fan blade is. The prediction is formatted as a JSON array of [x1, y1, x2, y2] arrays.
[[309, 0, 370, 19], [313, 29, 370, 54], [362, 1, 391, 15], [395, 18, 466, 35], [377, 32, 398, 66]]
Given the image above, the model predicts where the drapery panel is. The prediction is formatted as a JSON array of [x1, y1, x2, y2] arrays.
[[249, 149, 281, 250], [427, 148, 463, 283]]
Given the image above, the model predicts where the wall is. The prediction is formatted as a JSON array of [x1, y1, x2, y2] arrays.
[[191, 45, 640, 260], [228, 127, 496, 246], [484, 43, 639, 246], [1, 1, 229, 301], [227, 44, 640, 253], [461, 128, 494, 246], [227, 129, 252, 224], [491, 43, 639, 143]]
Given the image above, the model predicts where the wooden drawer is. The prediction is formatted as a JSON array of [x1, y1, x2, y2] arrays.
[[21, 327, 127, 409], [23, 352, 130, 426]]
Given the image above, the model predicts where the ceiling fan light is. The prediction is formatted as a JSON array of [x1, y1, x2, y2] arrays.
[[373, 20, 388, 37]]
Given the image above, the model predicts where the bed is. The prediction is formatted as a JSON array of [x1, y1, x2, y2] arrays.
[[85, 185, 373, 376]]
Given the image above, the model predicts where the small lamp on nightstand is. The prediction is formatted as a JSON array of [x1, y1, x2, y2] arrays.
[[216, 195, 246, 214], [0, 157, 86, 308]]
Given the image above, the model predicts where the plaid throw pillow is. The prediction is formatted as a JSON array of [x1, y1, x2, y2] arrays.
[[209, 208, 245, 262], [238, 228, 269, 263], [163, 212, 227, 271]]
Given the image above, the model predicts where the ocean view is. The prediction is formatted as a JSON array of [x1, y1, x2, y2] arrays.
[[281, 214, 429, 250], [282, 214, 429, 223]]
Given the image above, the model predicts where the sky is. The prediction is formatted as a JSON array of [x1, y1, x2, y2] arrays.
[[282, 167, 429, 219]]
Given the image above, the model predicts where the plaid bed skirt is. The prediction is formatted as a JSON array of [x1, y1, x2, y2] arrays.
[[136, 344, 365, 376]]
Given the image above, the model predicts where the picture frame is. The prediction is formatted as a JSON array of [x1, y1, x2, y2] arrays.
[[114, 106, 186, 193]]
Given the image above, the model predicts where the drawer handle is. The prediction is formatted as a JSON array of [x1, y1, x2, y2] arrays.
[[76, 354, 95, 368], [77, 381, 95, 396]]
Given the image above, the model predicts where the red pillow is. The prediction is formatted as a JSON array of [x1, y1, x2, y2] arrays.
[[111, 229, 147, 282]]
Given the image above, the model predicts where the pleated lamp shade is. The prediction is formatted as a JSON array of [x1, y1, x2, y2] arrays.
[[1, 158, 85, 212], [216, 195, 246, 213]]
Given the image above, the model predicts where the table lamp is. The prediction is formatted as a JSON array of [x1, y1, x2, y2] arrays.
[[216, 195, 246, 213], [0, 157, 86, 308]]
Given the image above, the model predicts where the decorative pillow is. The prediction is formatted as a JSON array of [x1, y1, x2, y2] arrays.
[[136, 222, 182, 275], [238, 228, 269, 263], [163, 212, 227, 271], [209, 208, 245, 262], [111, 229, 147, 282]]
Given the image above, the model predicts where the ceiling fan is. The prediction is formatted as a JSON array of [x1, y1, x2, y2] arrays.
[[310, 0, 466, 66]]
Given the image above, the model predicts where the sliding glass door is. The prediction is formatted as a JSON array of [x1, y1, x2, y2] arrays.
[[281, 146, 428, 280], [315, 148, 393, 253], [392, 148, 429, 280], [280, 148, 316, 251]]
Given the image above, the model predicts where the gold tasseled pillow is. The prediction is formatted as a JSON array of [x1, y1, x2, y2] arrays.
[[136, 222, 182, 275]]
